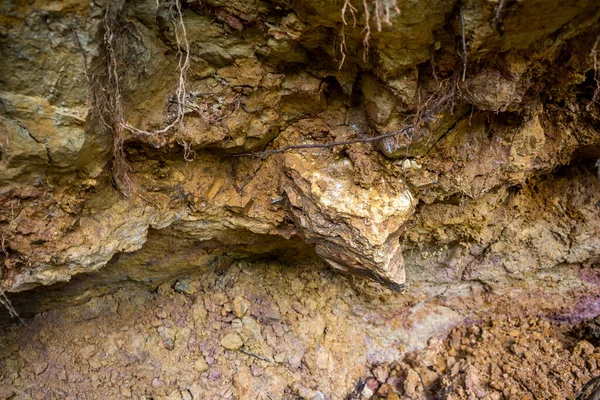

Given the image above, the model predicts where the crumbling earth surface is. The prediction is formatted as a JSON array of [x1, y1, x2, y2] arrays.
[[351, 316, 600, 400], [1, 260, 600, 399]]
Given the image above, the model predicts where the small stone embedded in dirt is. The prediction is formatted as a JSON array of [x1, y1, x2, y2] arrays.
[[361, 377, 379, 398], [403, 369, 422, 398], [220, 332, 244, 350], [251, 364, 264, 376], [193, 357, 209, 373], [419, 367, 439, 388], [373, 364, 390, 383], [316, 350, 331, 370], [174, 280, 197, 295], [231, 318, 243, 329], [181, 389, 193, 400], [360, 386, 374, 398], [157, 282, 173, 296], [376, 383, 395, 397], [167, 389, 184, 400], [151, 377, 163, 388], [120, 387, 132, 397], [313, 391, 326, 400], [117, 300, 135, 319], [232, 296, 250, 318], [274, 351, 287, 363], [88, 354, 103, 371], [222, 301, 232, 317], [191, 298, 208, 323], [32, 362, 48, 375], [57, 370, 67, 381], [294, 383, 321, 399], [208, 369, 221, 381], [158, 326, 176, 350]]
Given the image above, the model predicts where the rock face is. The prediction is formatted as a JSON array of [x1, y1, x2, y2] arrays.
[[282, 151, 415, 286], [0, 0, 599, 308]]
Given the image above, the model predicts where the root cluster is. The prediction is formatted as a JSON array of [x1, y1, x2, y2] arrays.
[[92, 0, 190, 196], [339, 0, 400, 68]]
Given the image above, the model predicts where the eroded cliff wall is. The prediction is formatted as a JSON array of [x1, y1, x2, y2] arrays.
[[1, 0, 599, 310]]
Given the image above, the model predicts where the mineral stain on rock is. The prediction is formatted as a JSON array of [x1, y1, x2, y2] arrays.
[[1, 0, 600, 398]]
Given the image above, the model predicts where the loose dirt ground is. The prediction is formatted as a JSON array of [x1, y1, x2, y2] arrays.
[[0, 261, 598, 400]]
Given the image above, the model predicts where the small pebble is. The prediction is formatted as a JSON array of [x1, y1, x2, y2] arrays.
[[220, 332, 244, 350], [174, 280, 196, 295], [151, 378, 163, 388]]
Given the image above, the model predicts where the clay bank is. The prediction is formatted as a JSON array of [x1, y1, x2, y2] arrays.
[[1, 0, 600, 398]]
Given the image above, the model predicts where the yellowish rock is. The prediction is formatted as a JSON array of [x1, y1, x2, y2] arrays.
[[232, 296, 250, 318], [220, 332, 244, 350]]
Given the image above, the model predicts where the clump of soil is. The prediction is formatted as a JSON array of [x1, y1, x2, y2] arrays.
[[355, 317, 600, 400]]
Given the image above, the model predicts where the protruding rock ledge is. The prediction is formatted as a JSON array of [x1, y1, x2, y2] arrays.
[[282, 152, 416, 287]]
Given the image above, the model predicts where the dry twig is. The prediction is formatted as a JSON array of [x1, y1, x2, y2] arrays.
[[239, 347, 272, 362], [71, 28, 89, 81], [234, 88, 455, 157]]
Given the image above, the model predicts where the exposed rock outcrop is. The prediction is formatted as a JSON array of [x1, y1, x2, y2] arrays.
[[0, 0, 599, 306], [282, 151, 415, 286]]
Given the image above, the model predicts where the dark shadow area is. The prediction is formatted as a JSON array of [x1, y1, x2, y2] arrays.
[[0, 227, 321, 326]]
